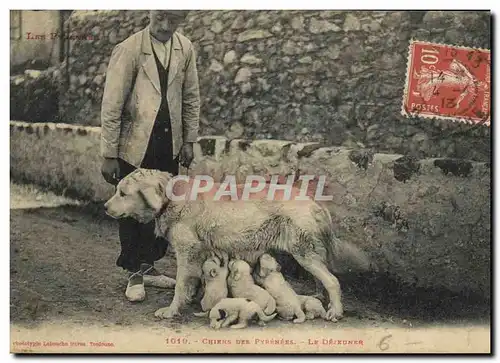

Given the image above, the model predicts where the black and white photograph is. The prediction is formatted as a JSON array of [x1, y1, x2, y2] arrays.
[[9, 8, 491, 354]]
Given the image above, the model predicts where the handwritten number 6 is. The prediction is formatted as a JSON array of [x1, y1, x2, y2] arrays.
[[378, 334, 392, 351]]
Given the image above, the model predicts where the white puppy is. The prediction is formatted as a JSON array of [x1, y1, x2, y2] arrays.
[[255, 253, 306, 323], [193, 252, 229, 316], [208, 298, 277, 329], [227, 259, 276, 315]]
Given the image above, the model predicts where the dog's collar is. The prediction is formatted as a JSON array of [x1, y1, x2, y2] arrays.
[[154, 200, 187, 223], [156, 202, 169, 218]]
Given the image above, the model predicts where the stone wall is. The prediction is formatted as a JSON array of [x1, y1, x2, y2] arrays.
[[10, 67, 62, 123], [10, 121, 491, 298], [59, 10, 490, 162]]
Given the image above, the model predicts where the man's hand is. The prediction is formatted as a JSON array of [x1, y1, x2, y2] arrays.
[[101, 158, 121, 185], [179, 143, 194, 168]]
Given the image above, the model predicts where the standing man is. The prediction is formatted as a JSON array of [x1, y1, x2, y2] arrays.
[[100, 10, 200, 302]]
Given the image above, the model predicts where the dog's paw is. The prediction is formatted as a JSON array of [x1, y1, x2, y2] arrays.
[[305, 313, 316, 320], [154, 306, 179, 319], [325, 303, 343, 322]]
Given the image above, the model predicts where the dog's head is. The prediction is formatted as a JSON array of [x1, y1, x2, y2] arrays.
[[227, 259, 252, 282], [208, 308, 227, 329], [256, 253, 281, 278], [202, 254, 228, 281], [104, 169, 173, 224]]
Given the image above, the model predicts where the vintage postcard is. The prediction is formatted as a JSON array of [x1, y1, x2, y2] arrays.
[[9, 9, 491, 354]]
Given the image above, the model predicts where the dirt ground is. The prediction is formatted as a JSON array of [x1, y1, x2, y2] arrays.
[[9, 182, 491, 353]]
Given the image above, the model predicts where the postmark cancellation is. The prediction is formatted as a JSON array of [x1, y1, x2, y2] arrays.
[[401, 39, 490, 126]]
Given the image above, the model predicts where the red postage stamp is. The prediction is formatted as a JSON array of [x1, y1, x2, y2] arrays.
[[401, 40, 491, 126]]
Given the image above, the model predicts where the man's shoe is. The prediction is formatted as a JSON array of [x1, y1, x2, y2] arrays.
[[125, 271, 145, 302]]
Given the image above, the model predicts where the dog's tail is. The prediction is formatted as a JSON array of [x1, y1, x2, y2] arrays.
[[317, 203, 371, 274], [264, 296, 277, 315], [257, 309, 278, 323]]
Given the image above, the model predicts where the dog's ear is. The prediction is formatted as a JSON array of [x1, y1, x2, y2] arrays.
[[210, 268, 218, 278], [253, 258, 261, 272], [211, 251, 226, 267], [219, 251, 229, 267], [258, 266, 270, 278], [208, 251, 217, 265], [139, 186, 164, 213], [218, 309, 227, 320], [232, 268, 241, 281]]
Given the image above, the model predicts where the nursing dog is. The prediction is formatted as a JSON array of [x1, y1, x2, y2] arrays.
[[104, 168, 369, 322]]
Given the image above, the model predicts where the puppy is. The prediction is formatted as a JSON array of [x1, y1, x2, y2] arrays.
[[193, 252, 229, 317], [207, 298, 277, 329], [255, 253, 306, 323], [227, 259, 276, 315], [298, 295, 327, 320]]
